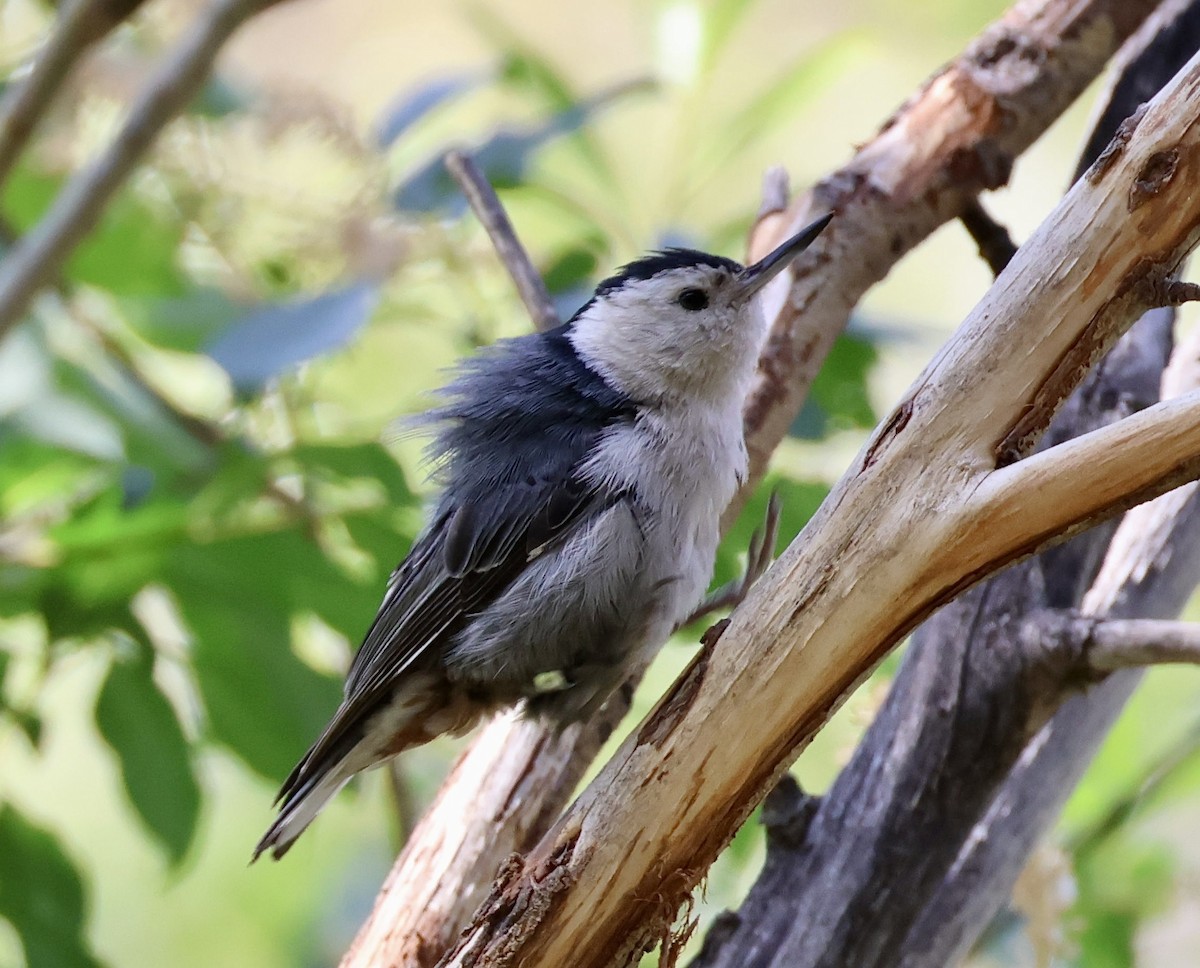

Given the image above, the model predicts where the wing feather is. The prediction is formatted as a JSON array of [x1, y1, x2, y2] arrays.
[[273, 324, 638, 808]]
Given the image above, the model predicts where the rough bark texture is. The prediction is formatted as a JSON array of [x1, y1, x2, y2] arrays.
[[341, 4, 1168, 964], [440, 36, 1200, 968], [692, 6, 1200, 966]]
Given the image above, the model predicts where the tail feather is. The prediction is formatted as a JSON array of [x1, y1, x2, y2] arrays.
[[253, 768, 350, 862]]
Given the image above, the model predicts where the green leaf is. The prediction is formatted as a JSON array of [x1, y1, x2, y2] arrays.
[[790, 331, 878, 439], [541, 246, 599, 294], [1075, 910, 1136, 968], [292, 441, 415, 506], [698, 0, 760, 75], [41, 489, 187, 639], [710, 476, 828, 592], [0, 805, 104, 968], [95, 648, 201, 865], [3, 166, 186, 297], [165, 533, 351, 780]]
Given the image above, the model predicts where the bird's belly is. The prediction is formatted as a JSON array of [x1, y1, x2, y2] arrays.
[[443, 499, 653, 694]]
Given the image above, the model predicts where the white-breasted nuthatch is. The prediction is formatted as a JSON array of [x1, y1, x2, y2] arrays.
[[254, 213, 833, 859]]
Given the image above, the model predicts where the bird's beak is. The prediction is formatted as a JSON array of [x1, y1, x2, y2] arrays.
[[733, 212, 833, 302]]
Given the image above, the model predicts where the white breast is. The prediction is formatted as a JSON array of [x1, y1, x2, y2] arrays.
[[583, 399, 748, 629]]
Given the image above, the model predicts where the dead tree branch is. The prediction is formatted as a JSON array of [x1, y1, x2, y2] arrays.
[[444, 150, 559, 333], [441, 37, 1200, 968], [693, 8, 1200, 967], [0, 0, 292, 341], [340, 3, 1170, 965], [1079, 617, 1200, 669]]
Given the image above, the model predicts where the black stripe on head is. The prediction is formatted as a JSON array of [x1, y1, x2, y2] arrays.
[[594, 248, 743, 299], [566, 248, 744, 325]]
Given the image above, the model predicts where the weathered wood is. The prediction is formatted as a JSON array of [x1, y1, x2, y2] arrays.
[[690, 308, 1177, 968], [340, 4, 1166, 964], [442, 38, 1200, 968], [693, 8, 1200, 963]]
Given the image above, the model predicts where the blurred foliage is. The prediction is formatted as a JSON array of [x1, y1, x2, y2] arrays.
[[0, 2, 865, 965], [1, 1, 1199, 968]]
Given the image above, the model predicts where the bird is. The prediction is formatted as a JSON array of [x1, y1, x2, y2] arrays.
[[253, 212, 833, 860]]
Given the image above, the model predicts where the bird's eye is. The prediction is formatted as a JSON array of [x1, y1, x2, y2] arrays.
[[677, 288, 709, 311]]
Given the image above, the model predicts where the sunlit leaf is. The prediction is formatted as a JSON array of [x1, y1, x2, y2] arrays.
[[699, 0, 760, 75], [206, 283, 381, 393], [0, 805, 104, 968], [95, 648, 201, 865], [656, 1, 704, 85]]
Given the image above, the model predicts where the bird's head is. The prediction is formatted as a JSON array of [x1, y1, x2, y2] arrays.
[[568, 213, 832, 405]]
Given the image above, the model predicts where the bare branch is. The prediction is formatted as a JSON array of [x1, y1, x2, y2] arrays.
[[978, 388, 1200, 538], [728, 0, 1163, 527], [0, 0, 149, 191], [1085, 617, 1200, 669], [442, 42, 1200, 968], [445, 150, 559, 333], [340, 3, 1170, 966], [0, 0, 292, 341]]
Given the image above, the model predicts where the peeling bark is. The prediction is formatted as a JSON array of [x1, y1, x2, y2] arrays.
[[440, 29, 1200, 968]]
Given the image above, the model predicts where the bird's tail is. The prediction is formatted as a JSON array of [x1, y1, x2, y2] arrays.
[[252, 765, 351, 862]]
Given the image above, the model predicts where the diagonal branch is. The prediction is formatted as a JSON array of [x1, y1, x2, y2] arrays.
[[0, 0, 150, 191], [444, 150, 559, 333], [0, 0, 294, 341], [340, 3, 1171, 965], [441, 41, 1200, 968]]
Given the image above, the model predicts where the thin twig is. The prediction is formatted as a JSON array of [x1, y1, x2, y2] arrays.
[[444, 150, 559, 333], [1086, 617, 1200, 669], [679, 491, 781, 628], [959, 199, 1019, 277], [0, 0, 150, 192], [0, 0, 292, 341]]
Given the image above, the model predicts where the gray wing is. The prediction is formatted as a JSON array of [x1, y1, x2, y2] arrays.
[[344, 468, 626, 699], [273, 322, 638, 807], [273, 465, 629, 809]]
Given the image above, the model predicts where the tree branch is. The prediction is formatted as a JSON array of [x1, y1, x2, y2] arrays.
[[0, 0, 149, 192], [340, 2, 1171, 965], [0, 0, 292, 341], [441, 39, 1200, 968], [732, 0, 1167, 518], [444, 150, 559, 333], [1084, 617, 1200, 668]]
